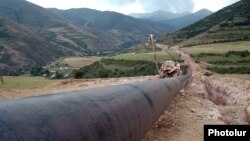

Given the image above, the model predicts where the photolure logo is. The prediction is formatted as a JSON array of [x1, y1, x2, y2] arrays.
[[204, 125, 250, 141], [208, 129, 247, 137]]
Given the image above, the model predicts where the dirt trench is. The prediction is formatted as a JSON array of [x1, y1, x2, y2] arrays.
[[202, 76, 250, 106], [143, 47, 250, 141], [180, 49, 250, 124]]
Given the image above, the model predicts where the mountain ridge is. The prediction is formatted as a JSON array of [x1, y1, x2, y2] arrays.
[[0, 17, 72, 73], [162, 9, 213, 29], [129, 9, 213, 30], [0, 0, 173, 72], [48, 8, 174, 49], [48, 8, 173, 36], [161, 0, 250, 46], [129, 10, 190, 21]]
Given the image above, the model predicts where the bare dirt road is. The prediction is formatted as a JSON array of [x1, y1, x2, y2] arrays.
[[143, 47, 250, 141]]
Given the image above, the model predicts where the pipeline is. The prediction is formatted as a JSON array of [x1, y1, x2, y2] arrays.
[[0, 74, 190, 141]]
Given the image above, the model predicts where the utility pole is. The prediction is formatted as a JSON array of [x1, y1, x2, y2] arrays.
[[148, 34, 159, 73]]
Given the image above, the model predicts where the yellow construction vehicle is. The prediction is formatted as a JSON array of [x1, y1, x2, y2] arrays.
[[159, 60, 182, 78]]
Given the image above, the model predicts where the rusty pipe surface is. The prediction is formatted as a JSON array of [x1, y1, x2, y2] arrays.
[[0, 74, 190, 141]]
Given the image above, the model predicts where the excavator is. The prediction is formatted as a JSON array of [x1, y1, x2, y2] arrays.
[[148, 34, 182, 78], [158, 60, 182, 78], [158, 45, 182, 78]]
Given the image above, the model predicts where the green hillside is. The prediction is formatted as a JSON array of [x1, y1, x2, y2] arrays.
[[161, 0, 250, 47]]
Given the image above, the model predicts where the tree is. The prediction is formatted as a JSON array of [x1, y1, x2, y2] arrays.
[[0, 75, 4, 84]]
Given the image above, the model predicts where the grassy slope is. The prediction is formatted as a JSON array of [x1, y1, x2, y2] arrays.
[[183, 41, 250, 74], [112, 51, 181, 63], [46, 56, 101, 71], [0, 76, 55, 90], [62, 57, 101, 68], [183, 41, 250, 54]]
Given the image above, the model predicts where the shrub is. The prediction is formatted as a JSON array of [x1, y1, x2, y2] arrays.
[[225, 50, 250, 58], [29, 66, 50, 77], [72, 70, 84, 79], [207, 66, 250, 74], [71, 59, 157, 78]]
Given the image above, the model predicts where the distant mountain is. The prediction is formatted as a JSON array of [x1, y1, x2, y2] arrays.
[[0, 0, 119, 51], [49, 8, 168, 33], [129, 10, 189, 21], [161, 0, 250, 47], [0, 18, 72, 72], [0, 0, 121, 72], [163, 9, 213, 29], [48, 8, 174, 48], [130, 9, 212, 30], [0, 0, 173, 72], [193, 9, 213, 18]]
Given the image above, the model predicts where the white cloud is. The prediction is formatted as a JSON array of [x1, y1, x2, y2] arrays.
[[115, 0, 145, 14], [193, 0, 240, 12], [26, 0, 240, 14], [140, 0, 195, 13]]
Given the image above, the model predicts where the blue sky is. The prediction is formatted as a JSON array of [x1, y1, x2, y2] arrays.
[[26, 0, 240, 14]]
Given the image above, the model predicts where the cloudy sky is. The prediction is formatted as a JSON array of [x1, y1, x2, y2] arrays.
[[26, 0, 240, 14]]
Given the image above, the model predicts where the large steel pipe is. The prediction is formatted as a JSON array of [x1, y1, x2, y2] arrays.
[[0, 74, 190, 141]]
